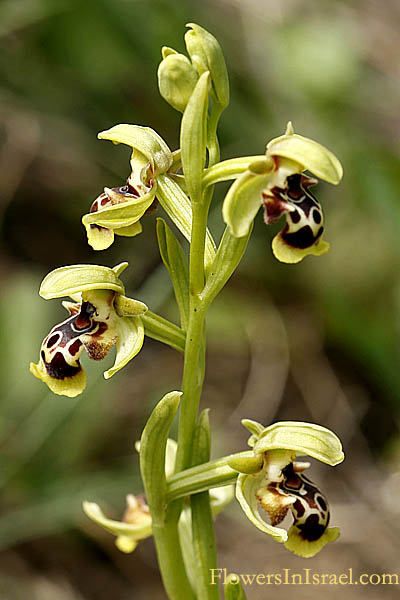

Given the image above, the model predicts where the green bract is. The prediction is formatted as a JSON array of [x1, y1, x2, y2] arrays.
[[30, 263, 147, 397], [180, 71, 210, 203]]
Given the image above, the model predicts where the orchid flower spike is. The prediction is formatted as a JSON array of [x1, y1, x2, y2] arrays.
[[223, 122, 343, 263], [30, 262, 147, 397], [82, 125, 173, 250], [230, 420, 344, 558]]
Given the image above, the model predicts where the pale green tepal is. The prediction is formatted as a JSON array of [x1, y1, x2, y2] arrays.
[[230, 420, 344, 558], [223, 122, 343, 264], [30, 263, 147, 397], [82, 125, 173, 251]]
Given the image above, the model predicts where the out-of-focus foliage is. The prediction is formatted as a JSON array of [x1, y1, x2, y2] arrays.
[[1, 0, 400, 598]]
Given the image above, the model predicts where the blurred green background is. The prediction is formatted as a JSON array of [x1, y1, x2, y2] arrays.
[[1, 0, 400, 598]]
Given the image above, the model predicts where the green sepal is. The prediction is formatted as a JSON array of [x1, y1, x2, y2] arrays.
[[39, 264, 125, 299], [156, 174, 216, 272], [139, 391, 182, 527], [158, 52, 199, 113], [222, 158, 274, 238], [98, 124, 173, 176], [156, 218, 189, 329], [253, 421, 344, 466], [236, 472, 287, 543], [180, 71, 210, 203], [191, 409, 219, 600], [201, 224, 252, 308], [227, 454, 263, 475], [267, 125, 343, 185], [185, 23, 229, 109], [223, 574, 248, 600]]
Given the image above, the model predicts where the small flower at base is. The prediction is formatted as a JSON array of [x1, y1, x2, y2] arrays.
[[83, 494, 152, 555], [30, 263, 147, 397]]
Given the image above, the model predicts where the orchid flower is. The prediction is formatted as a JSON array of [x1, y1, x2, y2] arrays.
[[30, 263, 147, 397]]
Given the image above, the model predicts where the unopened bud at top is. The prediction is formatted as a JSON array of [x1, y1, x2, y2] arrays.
[[185, 23, 229, 109], [158, 50, 199, 113]]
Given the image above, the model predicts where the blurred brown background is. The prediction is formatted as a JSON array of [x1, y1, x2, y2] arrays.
[[1, 0, 400, 598]]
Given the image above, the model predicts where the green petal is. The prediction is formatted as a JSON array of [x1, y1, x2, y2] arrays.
[[227, 455, 263, 475], [254, 421, 344, 466], [40, 265, 125, 300], [272, 232, 330, 264], [83, 501, 152, 539], [236, 472, 287, 542], [241, 419, 265, 437], [98, 124, 173, 175], [112, 262, 129, 277], [284, 525, 340, 558], [267, 131, 343, 185], [104, 316, 144, 379], [222, 159, 273, 238], [114, 295, 148, 317]]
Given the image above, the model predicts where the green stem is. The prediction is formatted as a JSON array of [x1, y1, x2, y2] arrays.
[[152, 518, 196, 600]]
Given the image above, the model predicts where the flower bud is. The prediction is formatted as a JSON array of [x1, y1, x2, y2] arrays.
[[158, 52, 199, 113], [185, 23, 229, 109]]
